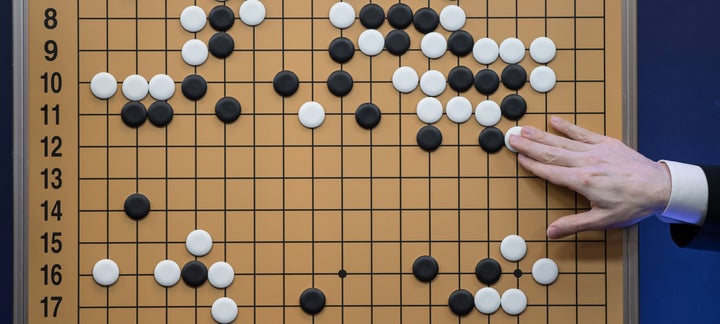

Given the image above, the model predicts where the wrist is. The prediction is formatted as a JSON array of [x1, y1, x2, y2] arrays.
[[651, 161, 673, 214]]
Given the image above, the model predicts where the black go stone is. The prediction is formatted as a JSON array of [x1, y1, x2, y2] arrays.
[[474, 69, 500, 95], [413, 7, 439, 34], [448, 289, 475, 316], [181, 261, 208, 287], [416, 125, 442, 152], [208, 32, 235, 58], [448, 66, 474, 92], [328, 37, 355, 64], [121, 101, 147, 128], [181, 74, 207, 101], [475, 258, 502, 285], [208, 5, 235, 31], [359, 3, 385, 29], [124, 193, 150, 220], [448, 30, 474, 57], [147, 101, 174, 127], [300, 288, 326, 315], [501, 64, 527, 90], [478, 127, 505, 154], [385, 29, 411, 55], [412, 255, 439, 282], [215, 96, 242, 123], [501, 94, 527, 121], [273, 70, 300, 97], [355, 102, 382, 130], [327, 70, 353, 97], [387, 3, 413, 29]]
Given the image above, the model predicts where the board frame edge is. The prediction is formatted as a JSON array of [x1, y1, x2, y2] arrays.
[[13, 0, 28, 322], [623, 0, 640, 323]]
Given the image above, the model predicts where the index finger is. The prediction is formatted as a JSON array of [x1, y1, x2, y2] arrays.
[[517, 153, 577, 189], [509, 133, 584, 167], [550, 116, 605, 144], [520, 126, 591, 152]]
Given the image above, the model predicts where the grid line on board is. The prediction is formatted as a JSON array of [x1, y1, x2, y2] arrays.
[[281, 1, 287, 322], [163, 0, 170, 320], [544, 0, 551, 322], [573, 0, 580, 321], [75, 15, 609, 20], [603, 0, 609, 321]]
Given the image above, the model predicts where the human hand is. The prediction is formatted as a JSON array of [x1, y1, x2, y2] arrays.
[[508, 116, 672, 239]]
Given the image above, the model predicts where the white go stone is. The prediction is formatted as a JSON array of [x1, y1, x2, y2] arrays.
[[439, 5, 466, 31], [473, 38, 499, 65], [329, 2, 355, 29], [358, 29, 384, 56], [416, 97, 443, 124], [532, 258, 559, 285], [421, 32, 447, 59], [154, 260, 181, 287], [180, 6, 207, 32], [445, 96, 472, 123], [529, 66, 557, 93], [475, 287, 501, 314], [475, 100, 502, 127], [211, 297, 238, 323], [419, 70, 446, 97], [90, 72, 117, 99], [182, 39, 209, 66], [529, 36, 557, 63], [208, 261, 235, 289], [500, 234, 527, 261], [499, 37, 525, 64], [298, 101, 325, 128], [500, 288, 527, 315], [148, 74, 175, 101], [392, 66, 418, 93], [504, 126, 523, 153], [240, 0, 266, 26], [122, 74, 149, 101], [186, 229, 213, 256], [93, 259, 120, 286]]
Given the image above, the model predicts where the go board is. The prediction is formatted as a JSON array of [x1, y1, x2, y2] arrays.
[[19, 0, 628, 323]]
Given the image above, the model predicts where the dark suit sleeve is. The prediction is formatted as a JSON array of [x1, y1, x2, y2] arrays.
[[670, 165, 720, 250]]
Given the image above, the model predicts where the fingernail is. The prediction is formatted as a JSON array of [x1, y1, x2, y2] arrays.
[[550, 116, 562, 124], [521, 126, 536, 136], [508, 134, 520, 143]]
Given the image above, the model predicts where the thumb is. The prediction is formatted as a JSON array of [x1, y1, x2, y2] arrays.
[[547, 210, 604, 239]]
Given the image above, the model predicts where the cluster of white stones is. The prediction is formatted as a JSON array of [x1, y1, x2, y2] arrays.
[[92, 229, 240, 324], [179, 1, 266, 66], [473, 234, 559, 315], [90, 72, 175, 101]]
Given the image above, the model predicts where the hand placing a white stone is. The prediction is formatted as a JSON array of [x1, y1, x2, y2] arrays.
[[508, 116, 672, 239]]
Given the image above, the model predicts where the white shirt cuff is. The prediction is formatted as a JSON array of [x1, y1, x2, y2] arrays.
[[656, 160, 708, 225]]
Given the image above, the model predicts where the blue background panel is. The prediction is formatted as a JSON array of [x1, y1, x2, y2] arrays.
[[638, 0, 720, 323]]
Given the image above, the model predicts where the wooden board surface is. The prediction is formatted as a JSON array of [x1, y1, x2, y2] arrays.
[[25, 0, 624, 323]]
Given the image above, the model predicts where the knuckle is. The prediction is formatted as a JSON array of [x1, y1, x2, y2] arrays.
[[583, 154, 600, 165], [607, 137, 624, 147], [539, 148, 558, 164], [579, 172, 594, 187], [575, 130, 591, 142], [533, 129, 548, 141]]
